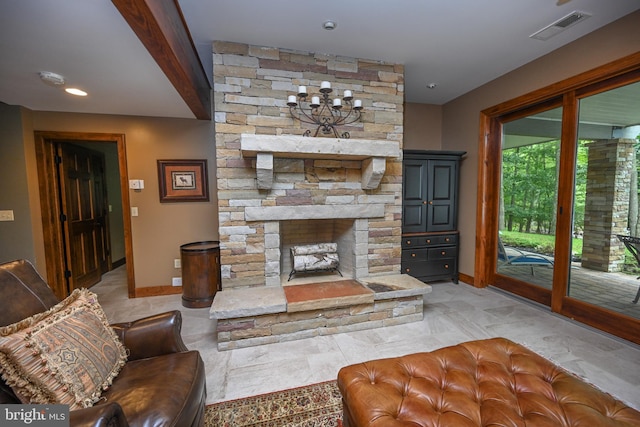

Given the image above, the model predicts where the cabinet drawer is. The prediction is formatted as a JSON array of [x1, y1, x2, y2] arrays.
[[402, 248, 428, 261], [428, 247, 457, 258], [402, 260, 455, 277], [402, 233, 457, 248], [402, 261, 428, 276], [423, 260, 456, 277], [431, 234, 457, 245], [402, 237, 426, 247]]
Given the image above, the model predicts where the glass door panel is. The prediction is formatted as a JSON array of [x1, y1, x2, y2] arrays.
[[569, 81, 640, 319], [498, 107, 562, 294]]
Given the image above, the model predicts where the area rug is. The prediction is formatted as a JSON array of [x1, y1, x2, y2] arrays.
[[204, 380, 343, 427]]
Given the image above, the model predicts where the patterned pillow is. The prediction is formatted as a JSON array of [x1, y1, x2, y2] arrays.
[[0, 288, 128, 409]]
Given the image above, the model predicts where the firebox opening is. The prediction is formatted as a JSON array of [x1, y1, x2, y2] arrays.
[[280, 219, 355, 285]]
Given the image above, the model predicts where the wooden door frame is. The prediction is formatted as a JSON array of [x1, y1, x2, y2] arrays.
[[476, 52, 640, 287], [475, 52, 640, 344], [34, 131, 135, 300]]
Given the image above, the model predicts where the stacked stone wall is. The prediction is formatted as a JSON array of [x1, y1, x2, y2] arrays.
[[213, 41, 404, 289], [582, 138, 635, 272], [216, 295, 423, 350]]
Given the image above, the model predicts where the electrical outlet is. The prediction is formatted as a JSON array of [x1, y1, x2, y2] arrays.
[[172, 277, 182, 286], [174, 259, 181, 269]]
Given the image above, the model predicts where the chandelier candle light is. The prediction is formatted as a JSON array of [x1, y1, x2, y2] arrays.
[[287, 81, 363, 138]]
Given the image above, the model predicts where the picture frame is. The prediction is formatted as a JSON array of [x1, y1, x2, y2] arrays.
[[157, 159, 209, 203]]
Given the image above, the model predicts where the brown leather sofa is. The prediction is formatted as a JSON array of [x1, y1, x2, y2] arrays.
[[0, 259, 206, 427], [338, 337, 640, 426]]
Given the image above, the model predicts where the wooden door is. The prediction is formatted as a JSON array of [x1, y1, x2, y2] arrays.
[[58, 143, 110, 291]]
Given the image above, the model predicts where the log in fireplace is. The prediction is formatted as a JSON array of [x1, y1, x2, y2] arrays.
[[288, 243, 343, 280]]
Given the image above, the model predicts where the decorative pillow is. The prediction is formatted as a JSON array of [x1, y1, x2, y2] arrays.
[[0, 289, 128, 409]]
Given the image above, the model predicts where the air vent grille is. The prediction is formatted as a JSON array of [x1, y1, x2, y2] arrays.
[[530, 11, 591, 41]]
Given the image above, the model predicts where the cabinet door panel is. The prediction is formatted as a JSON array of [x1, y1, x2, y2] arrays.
[[403, 205, 426, 230], [432, 164, 454, 200], [402, 160, 428, 232], [427, 160, 457, 231], [403, 162, 426, 199], [431, 205, 452, 227]]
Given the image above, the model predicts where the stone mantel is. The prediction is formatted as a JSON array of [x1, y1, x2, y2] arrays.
[[245, 204, 385, 222], [240, 134, 400, 189]]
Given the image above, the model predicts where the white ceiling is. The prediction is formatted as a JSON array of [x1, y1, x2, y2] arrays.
[[1, 0, 638, 119]]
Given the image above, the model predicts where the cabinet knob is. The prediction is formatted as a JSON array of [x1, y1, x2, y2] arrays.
[[426, 239, 431, 243], [444, 264, 449, 269], [441, 251, 446, 256], [422, 200, 427, 205], [429, 201, 433, 205], [412, 253, 416, 257], [406, 240, 411, 245], [405, 268, 410, 272], [445, 238, 450, 242]]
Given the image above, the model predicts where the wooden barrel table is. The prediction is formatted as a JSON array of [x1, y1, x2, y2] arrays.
[[180, 241, 221, 308]]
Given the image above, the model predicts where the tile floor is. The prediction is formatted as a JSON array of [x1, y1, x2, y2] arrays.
[[93, 265, 640, 409]]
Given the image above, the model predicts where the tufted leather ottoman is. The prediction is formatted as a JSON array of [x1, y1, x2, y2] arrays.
[[337, 337, 640, 426]]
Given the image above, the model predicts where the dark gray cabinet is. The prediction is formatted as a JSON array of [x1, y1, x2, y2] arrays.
[[401, 150, 465, 283]]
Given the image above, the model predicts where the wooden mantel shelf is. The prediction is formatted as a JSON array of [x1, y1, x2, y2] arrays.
[[240, 134, 400, 189]]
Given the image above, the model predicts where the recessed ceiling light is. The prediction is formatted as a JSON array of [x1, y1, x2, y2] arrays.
[[65, 88, 88, 97]]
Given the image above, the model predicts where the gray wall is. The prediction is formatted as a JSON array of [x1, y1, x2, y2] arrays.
[[0, 103, 35, 263]]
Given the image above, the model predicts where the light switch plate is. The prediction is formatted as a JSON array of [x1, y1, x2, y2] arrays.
[[129, 179, 144, 189], [0, 210, 15, 221]]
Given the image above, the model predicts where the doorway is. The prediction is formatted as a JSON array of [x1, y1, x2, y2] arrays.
[[34, 131, 135, 300]]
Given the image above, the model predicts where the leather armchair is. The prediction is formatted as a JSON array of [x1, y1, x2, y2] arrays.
[[0, 259, 206, 427]]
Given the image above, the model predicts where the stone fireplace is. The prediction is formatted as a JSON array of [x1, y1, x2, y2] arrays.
[[210, 41, 431, 350], [233, 133, 401, 288], [213, 42, 405, 289]]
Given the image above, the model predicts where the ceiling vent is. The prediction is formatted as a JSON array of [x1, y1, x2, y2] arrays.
[[530, 10, 591, 41]]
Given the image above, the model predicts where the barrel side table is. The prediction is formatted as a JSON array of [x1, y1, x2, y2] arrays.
[[180, 241, 221, 308]]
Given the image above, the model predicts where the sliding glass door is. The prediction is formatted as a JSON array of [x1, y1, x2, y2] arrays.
[[496, 107, 562, 303], [568, 81, 640, 319], [479, 61, 640, 343]]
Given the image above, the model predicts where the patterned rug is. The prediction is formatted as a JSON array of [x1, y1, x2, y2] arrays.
[[204, 380, 343, 427]]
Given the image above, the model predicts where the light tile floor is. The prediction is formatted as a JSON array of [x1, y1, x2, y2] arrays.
[[93, 266, 640, 409]]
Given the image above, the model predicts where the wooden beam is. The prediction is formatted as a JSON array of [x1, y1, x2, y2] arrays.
[[112, 0, 211, 120]]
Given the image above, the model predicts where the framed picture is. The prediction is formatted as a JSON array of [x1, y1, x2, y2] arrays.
[[157, 159, 209, 202]]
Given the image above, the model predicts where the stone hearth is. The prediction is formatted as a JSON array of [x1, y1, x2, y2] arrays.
[[211, 275, 431, 350]]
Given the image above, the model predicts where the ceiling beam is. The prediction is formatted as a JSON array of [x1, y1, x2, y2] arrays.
[[112, 0, 211, 120]]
